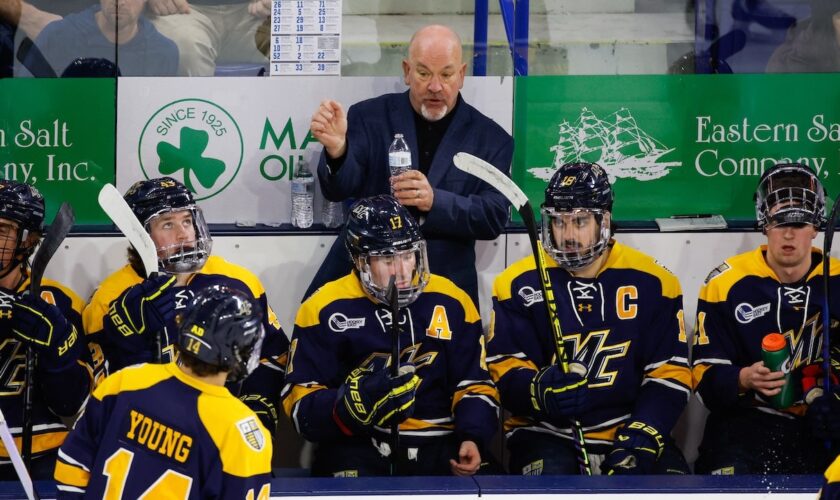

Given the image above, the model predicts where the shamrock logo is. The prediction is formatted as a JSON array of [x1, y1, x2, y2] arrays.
[[157, 127, 225, 192]]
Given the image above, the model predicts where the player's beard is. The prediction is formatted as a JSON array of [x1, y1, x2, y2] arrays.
[[420, 103, 448, 122]]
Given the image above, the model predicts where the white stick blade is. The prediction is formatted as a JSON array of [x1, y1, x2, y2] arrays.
[[453, 152, 528, 209], [98, 184, 158, 277]]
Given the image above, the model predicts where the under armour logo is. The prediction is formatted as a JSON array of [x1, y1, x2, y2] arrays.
[[577, 303, 592, 312]]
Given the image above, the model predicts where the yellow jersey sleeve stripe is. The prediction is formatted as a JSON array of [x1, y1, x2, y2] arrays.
[[54, 460, 90, 488], [451, 384, 499, 410], [691, 364, 713, 387], [197, 393, 272, 477], [488, 357, 538, 382], [646, 363, 692, 388], [282, 384, 328, 417], [399, 418, 455, 432], [0, 430, 67, 457]]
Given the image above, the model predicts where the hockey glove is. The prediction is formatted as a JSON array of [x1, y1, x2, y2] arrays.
[[240, 394, 279, 438], [602, 421, 665, 475], [106, 273, 176, 341], [11, 293, 83, 372], [334, 363, 419, 435], [530, 363, 589, 420], [807, 386, 840, 440]]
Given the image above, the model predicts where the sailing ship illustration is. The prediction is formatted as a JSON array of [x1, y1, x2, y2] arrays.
[[528, 107, 682, 182]]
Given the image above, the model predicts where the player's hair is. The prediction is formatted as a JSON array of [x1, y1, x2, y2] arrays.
[[176, 345, 225, 377]]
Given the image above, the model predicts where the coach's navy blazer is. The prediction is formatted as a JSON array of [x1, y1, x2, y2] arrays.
[[306, 90, 514, 304]]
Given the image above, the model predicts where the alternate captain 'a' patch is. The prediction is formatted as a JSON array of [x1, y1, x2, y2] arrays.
[[237, 417, 265, 451]]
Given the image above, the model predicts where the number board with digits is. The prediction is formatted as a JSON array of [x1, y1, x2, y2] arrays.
[[270, 0, 342, 76]]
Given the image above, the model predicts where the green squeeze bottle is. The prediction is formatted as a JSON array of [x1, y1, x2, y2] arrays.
[[761, 333, 794, 409]]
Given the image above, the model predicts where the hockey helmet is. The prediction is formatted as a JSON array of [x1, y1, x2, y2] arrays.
[[541, 162, 613, 270], [123, 177, 212, 273], [0, 180, 45, 276], [345, 195, 429, 307], [755, 163, 826, 230], [177, 285, 264, 383]]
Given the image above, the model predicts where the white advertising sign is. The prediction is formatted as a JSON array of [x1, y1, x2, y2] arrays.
[[116, 76, 512, 225]]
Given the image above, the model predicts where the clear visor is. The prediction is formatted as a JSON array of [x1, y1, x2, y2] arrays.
[[540, 207, 610, 270], [357, 241, 430, 307], [228, 323, 264, 383], [146, 207, 213, 274]]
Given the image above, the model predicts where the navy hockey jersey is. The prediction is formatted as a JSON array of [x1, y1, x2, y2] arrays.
[[0, 278, 91, 472], [693, 246, 840, 414], [821, 454, 840, 500], [282, 273, 499, 448], [54, 363, 271, 499], [489, 241, 691, 451], [82, 255, 288, 429]]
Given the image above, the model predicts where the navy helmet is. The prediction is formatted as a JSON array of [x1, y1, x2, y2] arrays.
[[123, 177, 212, 273], [0, 180, 46, 276], [541, 162, 613, 270], [177, 285, 264, 383], [755, 163, 826, 230], [345, 195, 429, 306]]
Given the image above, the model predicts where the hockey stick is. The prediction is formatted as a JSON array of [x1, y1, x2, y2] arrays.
[[822, 200, 839, 403], [22, 202, 74, 478], [386, 276, 400, 476], [0, 409, 37, 500], [97, 184, 164, 362], [453, 152, 592, 475]]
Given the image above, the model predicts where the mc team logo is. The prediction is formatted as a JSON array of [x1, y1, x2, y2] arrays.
[[138, 99, 243, 201]]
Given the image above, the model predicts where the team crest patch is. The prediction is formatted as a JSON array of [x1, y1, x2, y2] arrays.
[[518, 286, 544, 307], [237, 417, 265, 451], [734, 302, 771, 324]]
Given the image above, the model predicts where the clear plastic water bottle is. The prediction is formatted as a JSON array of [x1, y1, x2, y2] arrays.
[[388, 133, 412, 194], [322, 198, 344, 228], [291, 157, 314, 228]]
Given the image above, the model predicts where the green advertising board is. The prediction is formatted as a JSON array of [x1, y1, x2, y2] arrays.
[[514, 74, 840, 223], [0, 79, 115, 225]]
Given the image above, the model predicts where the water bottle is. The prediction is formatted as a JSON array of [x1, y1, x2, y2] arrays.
[[291, 157, 314, 228], [388, 133, 412, 194], [322, 198, 344, 228], [761, 333, 794, 409]]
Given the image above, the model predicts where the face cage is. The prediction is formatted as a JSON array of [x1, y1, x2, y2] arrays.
[[227, 324, 265, 384], [146, 207, 213, 274], [756, 186, 825, 229], [357, 241, 430, 308], [0, 225, 34, 280], [540, 207, 610, 271]]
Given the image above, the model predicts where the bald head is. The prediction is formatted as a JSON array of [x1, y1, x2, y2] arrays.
[[403, 25, 466, 121]]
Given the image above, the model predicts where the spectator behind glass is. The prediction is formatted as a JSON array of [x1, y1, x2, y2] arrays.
[[767, 0, 840, 72], [148, 0, 269, 76], [20, 0, 178, 77]]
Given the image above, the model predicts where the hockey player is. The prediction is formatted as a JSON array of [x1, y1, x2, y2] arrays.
[[488, 162, 692, 475], [693, 162, 840, 474], [55, 285, 272, 498], [282, 195, 499, 477], [82, 177, 288, 438], [821, 455, 840, 500], [0, 180, 90, 480]]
